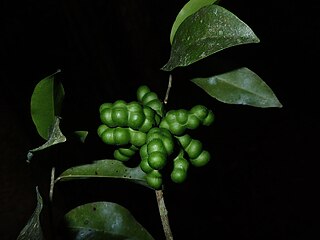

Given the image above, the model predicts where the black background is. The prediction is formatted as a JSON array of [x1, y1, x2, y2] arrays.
[[1, 1, 317, 239]]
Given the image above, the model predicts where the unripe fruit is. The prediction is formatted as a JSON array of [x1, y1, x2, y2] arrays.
[[190, 105, 208, 120], [168, 122, 185, 136], [98, 125, 146, 147], [127, 101, 141, 112], [145, 137, 169, 170], [137, 85, 150, 102], [146, 99, 164, 117], [184, 139, 202, 159], [190, 150, 210, 167], [129, 130, 146, 147], [140, 158, 153, 173], [128, 111, 145, 130], [97, 124, 108, 137], [113, 99, 127, 108], [139, 145, 153, 173], [112, 108, 128, 127], [146, 170, 162, 189], [171, 169, 187, 184], [113, 127, 131, 145], [175, 134, 192, 149], [173, 156, 189, 171], [137, 85, 164, 117], [99, 100, 159, 132], [186, 114, 201, 129], [100, 108, 114, 127], [171, 154, 189, 183], [142, 92, 158, 104], [147, 128, 174, 155], [113, 145, 138, 161], [202, 111, 214, 126], [98, 85, 215, 188], [147, 139, 165, 153], [99, 102, 112, 112], [175, 109, 188, 124], [148, 151, 166, 170]]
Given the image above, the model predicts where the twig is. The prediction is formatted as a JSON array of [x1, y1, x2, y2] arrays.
[[164, 74, 172, 104], [49, 167, 55, 202], [155, 74, 174, 240], [156, 189, 174, 240]]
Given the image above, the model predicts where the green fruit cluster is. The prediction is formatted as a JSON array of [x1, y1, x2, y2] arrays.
[[136, 85, 164, 117], [99, 100, 160, 132], [97, 85, 214, 189], [159, 105, 214, 135]]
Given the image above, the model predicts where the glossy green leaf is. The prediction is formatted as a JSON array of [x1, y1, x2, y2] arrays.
[[31, 70, 64, 140], [191, 67, 283, 108], [17, 187, 44, 240], [170, 0, 218, 44], [64, 202, 155, 240], [27, 117, 66, 162], [55, 159, 150, 188], [162, 5, 260, 71]]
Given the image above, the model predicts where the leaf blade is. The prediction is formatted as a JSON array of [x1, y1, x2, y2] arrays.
[[170, 0, 219, 44], [162, 5, 260, 71], [30, 70, 64, 140], [64, 202, 155, 240], [55, 159, 150, 189], [27, 117, 66, 162], [191, 67, 283, 108], [17, 187, 44, 240]]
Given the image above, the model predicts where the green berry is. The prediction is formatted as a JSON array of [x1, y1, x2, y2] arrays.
[[175, 109, 189, 124], [175, 134, 192, 149], [128, 111, 145, 130], [184, 139, 203, 159], [112, 107, 128, 127], [187, 114, 201, 129], [147, 139, 165, 153], [171, 169, 187, 184], [114, 145, 138, 161], [148, 151, 166, 170], [146, 170, 162, 189], [173, 156, 189, 171], [142, 92, 158, 104], [113, 99, 127, 108], [113, 128, 131, 145], [203, 110, 214, 126], [190, 150, 210, 167], [100, 128, 115, 145], [99, 103, 112, 112], [137, 85, 150, 102], [97, 124, 108, 137], [127, 101, 141, 112], [129, 129, 146, 147], [168, 122, 185, 136], [190, 105, 208, 120], [100, 108, 114, 127], [139, 144, 153, 173]]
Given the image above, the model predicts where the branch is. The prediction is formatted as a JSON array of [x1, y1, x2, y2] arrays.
[[155, 74, 174, 240], [156, 189, 174, 240], [164, 74, 173, 104]]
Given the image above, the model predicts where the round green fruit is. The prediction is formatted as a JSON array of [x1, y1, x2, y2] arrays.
[[171, 169, 187, 184]]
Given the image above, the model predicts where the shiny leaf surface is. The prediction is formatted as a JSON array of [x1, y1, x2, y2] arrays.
[[64, 202, 155, 240], [162, 5, 260, 71], [191, 67, 283, 108], [55, 159, 150, 188], [170, 0, 218, 44], [31, 70, 64, 140]]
